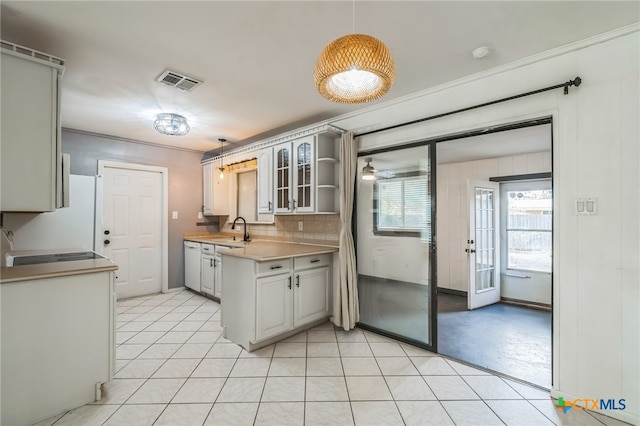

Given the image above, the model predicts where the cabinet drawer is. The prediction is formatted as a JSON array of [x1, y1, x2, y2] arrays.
[[201, 244, 215, 254], [256, 258, 292, 277], [294, 253, 332, 270]]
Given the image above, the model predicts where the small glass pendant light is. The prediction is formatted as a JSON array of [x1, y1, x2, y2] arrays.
[[218, 138, 226, 179]]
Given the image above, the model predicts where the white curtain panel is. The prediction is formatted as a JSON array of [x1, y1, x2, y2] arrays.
[[333, 131, 359, 330]]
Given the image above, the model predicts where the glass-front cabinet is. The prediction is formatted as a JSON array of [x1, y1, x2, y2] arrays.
[[274, 142, 292, 213], [273, 135, 315, 213], [294, 137, 314, 213]]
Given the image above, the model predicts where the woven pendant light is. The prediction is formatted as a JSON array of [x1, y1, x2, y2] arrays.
[[314, 33, 396, 104]]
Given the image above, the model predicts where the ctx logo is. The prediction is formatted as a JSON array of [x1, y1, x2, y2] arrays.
[[554, 397, 626, 414]]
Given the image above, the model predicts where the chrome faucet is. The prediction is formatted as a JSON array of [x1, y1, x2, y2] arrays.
[[231, 216, 250, 242]]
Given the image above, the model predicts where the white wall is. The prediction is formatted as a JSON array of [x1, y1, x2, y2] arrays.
[[356, 166, 430, 284], [437, 152, 552, 305], [337, 28, 639, 424]]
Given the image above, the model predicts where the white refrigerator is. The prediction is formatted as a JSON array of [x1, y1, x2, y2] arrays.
[[3, 174, 99, 251]]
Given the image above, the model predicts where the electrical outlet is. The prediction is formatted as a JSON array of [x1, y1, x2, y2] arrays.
[[197, 212, 203, 219], [172, 211, 178, 220], [298, 221, 303, 231]]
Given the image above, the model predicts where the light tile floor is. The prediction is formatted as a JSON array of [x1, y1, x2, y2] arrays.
[[36, 290, 628, 426]]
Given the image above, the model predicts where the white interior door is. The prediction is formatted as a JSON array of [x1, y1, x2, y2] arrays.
[[467, 180, 501, 310], [101, 163, 164, 299]]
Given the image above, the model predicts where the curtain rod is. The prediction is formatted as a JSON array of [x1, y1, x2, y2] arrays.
[[355, 76, 582, 138]]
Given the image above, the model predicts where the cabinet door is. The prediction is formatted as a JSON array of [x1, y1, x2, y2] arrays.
[[212, 167, 230, 215], [1, 51, 60, 212], [204, 162, 231, 216], [273, 143, 292, 213], [257, 148, 273, 214], [202, 163, 213, 215], [201, 255, 215, 295], [292, 136, 315, 213], [214, 256, 222, 298], [293, 266, 330, 327], [256, 273, 292, 341]]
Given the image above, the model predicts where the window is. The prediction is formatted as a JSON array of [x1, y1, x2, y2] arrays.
[[503, 181, 552, 273], [375, 174, 431, 239]]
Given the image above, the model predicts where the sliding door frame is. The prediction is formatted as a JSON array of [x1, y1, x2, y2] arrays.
[[354, 140, 438, 352]]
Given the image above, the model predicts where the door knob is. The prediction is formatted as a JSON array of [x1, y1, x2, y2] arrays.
[[104, 230, 110, 235], [104, 239, 110, 245]]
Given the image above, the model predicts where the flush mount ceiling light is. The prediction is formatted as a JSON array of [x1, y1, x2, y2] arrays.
[[314, 2, 395, 104], [153, 113, 190, 136], [362, 157, 376, 180]]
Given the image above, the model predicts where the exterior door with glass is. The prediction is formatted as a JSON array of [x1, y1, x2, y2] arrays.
[[467, 180, 501, 310]]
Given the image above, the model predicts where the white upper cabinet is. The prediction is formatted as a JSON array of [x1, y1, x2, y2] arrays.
[[202, 161, 231, 216], [1, 42, 64, 212], [274, 141, 294, 213], [257, 148, 273, 214], [272, 132, 339, 214], [292, 137, 315, 213]]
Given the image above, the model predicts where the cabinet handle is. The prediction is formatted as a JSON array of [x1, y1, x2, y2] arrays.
[[268, 201, 272, 210], [214, 259, 217, 268], [310, 259, 320, 263], [288, 276, 292, 290], [292, 199, 297, 210], [210, 258, 213, 267], [296, 275, 300, 287], [270, 265, 283, 270]]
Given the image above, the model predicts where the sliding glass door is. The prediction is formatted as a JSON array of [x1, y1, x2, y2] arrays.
[[356, 143, 436, 349]]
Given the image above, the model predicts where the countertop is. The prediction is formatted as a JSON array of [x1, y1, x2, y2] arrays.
[[184, 234, 338, 261], [0, 258, 118, 284]]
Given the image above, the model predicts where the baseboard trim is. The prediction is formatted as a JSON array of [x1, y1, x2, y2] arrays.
[[501, 297, 551, 311], [437, 288, 467, 297]]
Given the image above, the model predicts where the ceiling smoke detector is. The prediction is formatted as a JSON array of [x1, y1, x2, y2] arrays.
[[156, 70, 203, 92], [472, 46, 492, 60]]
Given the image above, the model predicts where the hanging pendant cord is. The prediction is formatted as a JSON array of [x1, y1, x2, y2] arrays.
[[354, 76, 582, 138], [352, 0, 355, 34]]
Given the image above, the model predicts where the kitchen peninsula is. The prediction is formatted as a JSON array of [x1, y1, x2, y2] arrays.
[[184, 234, 338, 351]]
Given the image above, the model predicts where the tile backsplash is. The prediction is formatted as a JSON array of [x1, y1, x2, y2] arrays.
[[220, 214, 340, 244]]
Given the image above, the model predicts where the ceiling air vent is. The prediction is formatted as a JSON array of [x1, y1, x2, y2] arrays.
[[156, 70, 203, 92]]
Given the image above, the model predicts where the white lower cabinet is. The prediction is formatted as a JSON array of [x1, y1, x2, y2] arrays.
[[214, 254, 223, 298], [256, 273, 293, 341], [201, 254, 215, 296], [201, 243, 215, 296], [293, 266, 331, 327], [1, 270, 116, 426], [222, 253, 332, 351]]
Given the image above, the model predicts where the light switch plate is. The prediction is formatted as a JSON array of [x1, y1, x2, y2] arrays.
[[575, 198, 597, 215], [298, 221, 303, 231], [172, 211, 178, 219], [197, 212, 203, 219]]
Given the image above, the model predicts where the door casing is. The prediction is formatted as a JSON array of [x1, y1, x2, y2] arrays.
[[96, 160, 169, 297]]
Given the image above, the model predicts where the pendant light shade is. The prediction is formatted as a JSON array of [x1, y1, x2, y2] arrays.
[[218, 138, 226, 179], [314, 34, 396, 104], [154, 113, 190, 136]]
